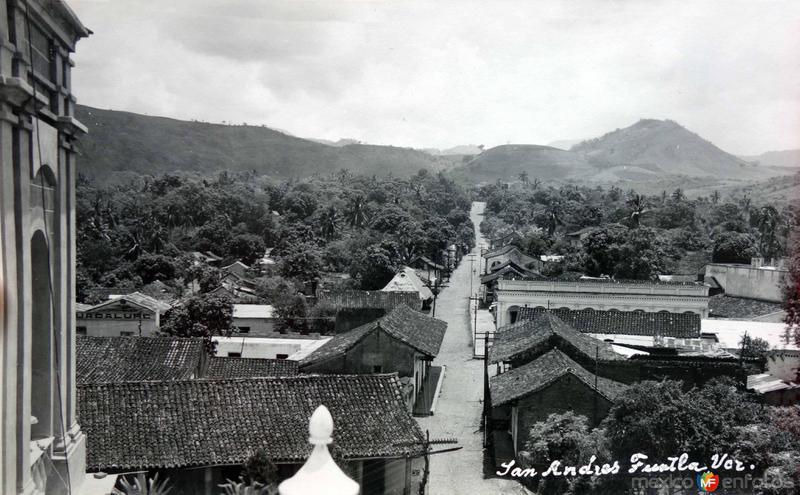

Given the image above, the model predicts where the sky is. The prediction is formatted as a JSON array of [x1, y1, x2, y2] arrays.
[[69, 0, 800, 155]]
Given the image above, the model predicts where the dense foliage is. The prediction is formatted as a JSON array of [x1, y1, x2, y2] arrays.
[[477, 182, 795, 280], [517, 380, 800, 495], [77, 169, 474, 330]]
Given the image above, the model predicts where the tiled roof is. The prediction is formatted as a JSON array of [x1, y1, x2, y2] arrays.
[[78, 374, 425, 472], [204, 357, 298, 378], [481, 261, 542, 284], [317, 290, 422, 310], [490, 312, 625, 364], [490, 349, 628, 406], [708, 295, 784, 319], [516, 307, 701, 338], [301, 304, 447, 366], [86, 292, 172, 314], [411, 256, 445, 271], [77, 336, 204, 384], [382, 267, 434, 300]]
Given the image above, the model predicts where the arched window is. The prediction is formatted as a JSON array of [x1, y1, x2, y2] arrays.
[[30, 230, 53, 440]]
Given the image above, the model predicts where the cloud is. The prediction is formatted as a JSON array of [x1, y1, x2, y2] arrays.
[[70, 0, 800, 155]]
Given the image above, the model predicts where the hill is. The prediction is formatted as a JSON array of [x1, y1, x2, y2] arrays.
[[739, 149, 800, 169], [457, 144, 598, 182], [74, 105, 456, 181], [570, 119, 767, 178]]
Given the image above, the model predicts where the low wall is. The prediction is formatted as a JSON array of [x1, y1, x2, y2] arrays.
[[705, 264, 786, 303]]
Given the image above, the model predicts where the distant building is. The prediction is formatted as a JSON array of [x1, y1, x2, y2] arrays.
[[78, 375, 425, 494], [0, 1, 91, 492], [232, 304, 278, 336], [382, 267, 433, 309], [494, 278, 710, 327], [301, 304, 447, 416], [704, 257, 787, 303], [221, 260, 251, 278], [564, 226, 599, 248], [480, 260, 542, 303], [317, 289, 422, 333], [212, 335, 331, 360], [77, 336, 205, 384], [483, 245, 543, 274], [408, 255, 445, 281], [75, 292, 171, 337], [203, 356, 299, 378]]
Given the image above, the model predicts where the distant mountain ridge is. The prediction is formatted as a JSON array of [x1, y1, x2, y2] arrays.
[[75, 105, 457, 181], [459, 119, 786, 183], [740, 149, 800, 169]]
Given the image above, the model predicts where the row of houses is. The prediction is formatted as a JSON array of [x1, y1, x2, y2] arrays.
[[73, 300, 449, 493], [485, 309, 766, 467]]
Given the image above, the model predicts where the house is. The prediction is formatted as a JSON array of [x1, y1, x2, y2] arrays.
[[515, 307, 704, 349], [300, 304, 447, 416], [232, 304, 278, 336], [491, 349, 628, 455], [381, 267, 434, 309], [77, 336, 206, 384], [704, 257, 787, 303], [0, 1, 91, 492], [76, 292, 172, 337], [494, 277, 710, 327], [212, 334, 331, 360], [78, 374, 426, 495], [408, 256, 445, 281], [564, 226, 599, 248], [317, 290, 422, 333], [491, 312, 755, 386], [222, 260, 252, 278], [746, 350, 800, 405], [203, 356, 299, 378], [747, 373, 800, 406], [480, 260, 542, 303], [190, 251, 223, 266], [483, 245, 543, 274]]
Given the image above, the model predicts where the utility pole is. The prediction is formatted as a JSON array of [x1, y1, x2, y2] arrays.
[[467, 253, 476, 297], [476, 331, 493, 446], [468, 294, 481, 354], [394, 432, 460, 495]]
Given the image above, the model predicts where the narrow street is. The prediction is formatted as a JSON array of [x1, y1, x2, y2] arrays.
[[417, 202, 528, 495]]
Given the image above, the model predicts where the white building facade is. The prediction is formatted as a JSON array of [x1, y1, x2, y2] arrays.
[[495, 279, 710, 328]]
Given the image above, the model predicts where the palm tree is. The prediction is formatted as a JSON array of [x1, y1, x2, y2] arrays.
[[671, 188, 685, 202], [532, 178, 542, 190], [627, 194, 649, 228], [518, 171, 529, 186], [345, 195, 368, 228], [545, 203, 563, 236], [739, 194, 753, 225], [757, 205, 780, 259], [320, 205, 338, 239], [710, 190, 720, 204]]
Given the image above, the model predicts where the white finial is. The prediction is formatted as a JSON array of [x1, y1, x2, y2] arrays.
[[278, 405, 359, 495], [308, 404, 333, 445]]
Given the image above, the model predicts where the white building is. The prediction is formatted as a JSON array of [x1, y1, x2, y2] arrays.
[[76, 292, 171, 337], [212, 335, 331, 360], [494, 278, 710, 328], [232, 303, 278, 336]]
